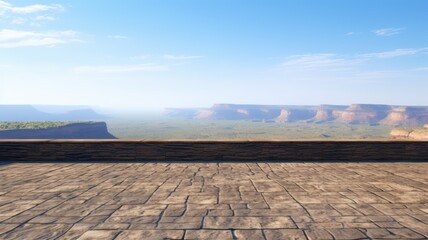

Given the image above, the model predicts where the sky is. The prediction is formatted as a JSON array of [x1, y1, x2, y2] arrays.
[[0, 0, 428, 111]]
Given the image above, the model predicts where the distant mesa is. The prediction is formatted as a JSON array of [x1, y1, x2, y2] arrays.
[[0, 122, 116, 139], [165, 103, 428, 126], [0, 105, 113, 139], [0, 105, 107, 121]]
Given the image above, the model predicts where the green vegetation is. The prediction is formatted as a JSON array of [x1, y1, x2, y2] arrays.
[[105, 116, 392, 139], [0, 121, 91, 131]]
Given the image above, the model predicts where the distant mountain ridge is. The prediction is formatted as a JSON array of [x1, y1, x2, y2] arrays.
[[165, 104, 428, 126], [0, 105, 106, 121]]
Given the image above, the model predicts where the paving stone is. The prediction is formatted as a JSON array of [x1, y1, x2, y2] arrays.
[[0, 223, 72, 239], [264, 229, 307, 240], [234, 229, 265, 239], [0, 203, 35, 217], [374, 221, 403, 228], [253, 181, 284, 192], [188, 195, 217, 204], [60, 223, 94, 240], [77, 230, 119, 239], [79, 215, 110, 224], [388, 228, 425, 239], [185, 230, 233, 239], [2, 210, 45, 224], [111, 205, 166, 217], [204, 216, 296, 229], [327, 228, 367, 239], [305, 229, 334, 240], [116, 230, 184, 240], [365, 228, 397, 239], [392, 215, 428, 236], [93, 222, 130, 230], [46, 204, 99, 217], [0, 224, 18, 235], [0, 162, 427, 238], [105, 216, 159, 224], [163, 205, 186, 217], [207, 209, 233, 216]]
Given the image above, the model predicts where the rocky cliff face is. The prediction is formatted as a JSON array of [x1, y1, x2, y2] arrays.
[[0, 122, 116, 139], [166, 104, 428, 126], [332, 104, 390, 124]]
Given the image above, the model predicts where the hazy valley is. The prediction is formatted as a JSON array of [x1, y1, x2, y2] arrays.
[[1, 104, 428, 139]]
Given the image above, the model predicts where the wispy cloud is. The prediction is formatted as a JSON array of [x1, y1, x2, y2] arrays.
[[373, 28, 404, 37], [108, 35, 128, 40], [74, 63, 168, 74], [0, 1, 63, 14], [35, 15, 55, 21], [10, 15, 55, 25], [281, 47, 428, 72], [0, 29, 80, 48], [0, 1, 63, 26], [11, 17, 26, 24], [131, 55, 151, 60], [281, 54, 360, 71], [163, 54, 204, 60], [360, 48, 428, 59]]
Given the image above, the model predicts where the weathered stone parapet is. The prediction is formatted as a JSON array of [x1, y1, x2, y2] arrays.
[[0, 140, 427, 161]]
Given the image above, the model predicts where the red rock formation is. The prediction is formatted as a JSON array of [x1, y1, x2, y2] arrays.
[[275, 109, 291, 123], [165, 104, 428, 126], [194, 109, 215, 119]]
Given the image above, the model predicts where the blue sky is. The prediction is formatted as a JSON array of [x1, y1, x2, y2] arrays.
[[1, 0, 428, 110]]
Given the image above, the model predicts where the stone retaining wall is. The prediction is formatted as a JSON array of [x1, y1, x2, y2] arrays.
[[1, 140, 428, 161]]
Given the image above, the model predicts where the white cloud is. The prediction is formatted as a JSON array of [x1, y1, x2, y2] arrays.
[[35, 15, 55, 21], [163, 54, 204, 60], [11, 17, 26, 24], [109, 35, 128, 40], [360, 48, 428, 59], [0, 29, 80, 48], [0, 1, 63, 14], [281, 54, 360, 71], [373, 28, 403, 37], [74, 63, 168, 74], [0, 1, 62, 26]]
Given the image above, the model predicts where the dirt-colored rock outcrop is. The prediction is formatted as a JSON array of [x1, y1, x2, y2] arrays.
[[390, 126, 428, 140]]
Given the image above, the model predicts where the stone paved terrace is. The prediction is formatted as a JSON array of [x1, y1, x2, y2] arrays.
[[0, 162, 428, 240]]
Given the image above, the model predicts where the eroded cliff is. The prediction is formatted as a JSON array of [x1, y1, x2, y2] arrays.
[[166, 104, 428, 126]]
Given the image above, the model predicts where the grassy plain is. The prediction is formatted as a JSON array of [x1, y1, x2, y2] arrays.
[[105, 116, 392, 139], [0, 121, 85, 131]]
